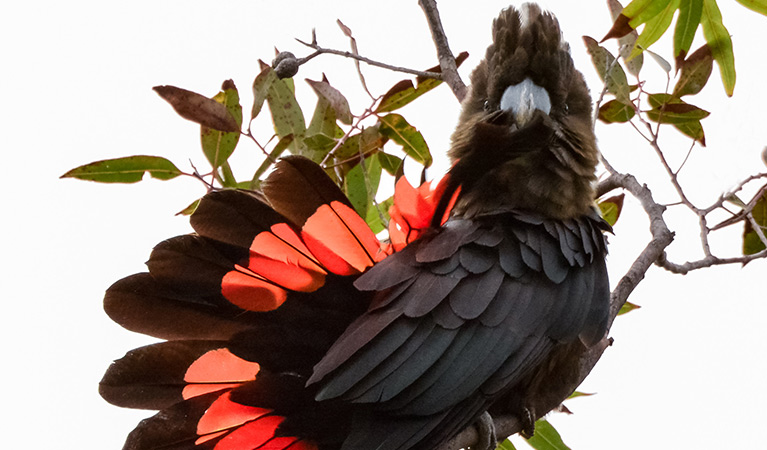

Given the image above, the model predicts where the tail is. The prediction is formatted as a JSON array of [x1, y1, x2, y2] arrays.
[[100, 156, 389, 450], [100, 156, 452, 449]]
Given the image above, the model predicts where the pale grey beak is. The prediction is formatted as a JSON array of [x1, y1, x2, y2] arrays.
[[500, 78, 551, 127]]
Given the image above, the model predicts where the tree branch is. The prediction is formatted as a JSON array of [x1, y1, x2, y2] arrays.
[[656, 248, 767, 274], [599, 169, 675, 324], [294, 41, 444, 80], [418, 0, 467, 101]]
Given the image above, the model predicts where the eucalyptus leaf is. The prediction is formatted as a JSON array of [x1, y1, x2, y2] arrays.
[[525, 419, 571, 450], [598, 194, 625, 226], [201, 80, 242, 170], [583, 36, 631, 102], [674, 0, 703, 65], [629, 0, 680, 60], [154, 85, 239, 132], [61, 155, 183, 183], [701, 0, 736, 95], [673, 44, 714, 97], [378, 113, 432, 167], [598, 99, 635, 123], [306, 78, 353, 125]]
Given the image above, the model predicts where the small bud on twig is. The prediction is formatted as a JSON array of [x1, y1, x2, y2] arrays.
[[272, 51, 299, 79]]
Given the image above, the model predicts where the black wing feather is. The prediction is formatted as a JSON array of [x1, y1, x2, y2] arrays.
[[309, 213, 609, 449], [447, 264, 505, 320]]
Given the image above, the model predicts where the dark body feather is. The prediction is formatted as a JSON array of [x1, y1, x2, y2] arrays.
[[309, 211, 609, 450], [100, 4, 610, 450], [306, 4, 610, 449]]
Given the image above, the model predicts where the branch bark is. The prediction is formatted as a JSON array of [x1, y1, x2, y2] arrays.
[[294, 41, 443, 80], [418, 0, 467, 101]]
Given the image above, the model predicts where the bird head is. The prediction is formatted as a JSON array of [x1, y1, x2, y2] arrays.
[[448, 3, 599, 220]]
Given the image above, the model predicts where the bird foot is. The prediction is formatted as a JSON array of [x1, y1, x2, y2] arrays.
[[474, 411, 498, 450], [520, 407, 536, 439]]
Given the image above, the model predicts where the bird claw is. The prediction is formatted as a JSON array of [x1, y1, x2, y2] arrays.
[[474, 411, 498, 450], [520, 407, 536, 439]]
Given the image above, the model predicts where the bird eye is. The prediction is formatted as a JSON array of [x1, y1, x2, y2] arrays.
[[563, 103, 570, 114], [483, 100, 491, 111]]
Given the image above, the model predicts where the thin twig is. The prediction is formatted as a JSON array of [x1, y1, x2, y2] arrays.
[[319, 100, 379, 167], [295, 41, 443, 80], [705, 173, 767, 217], [675, 140, 696, 176], [243, 128, 269, 158], [656, 248, 767, 273], [335, 19, 375, 100]]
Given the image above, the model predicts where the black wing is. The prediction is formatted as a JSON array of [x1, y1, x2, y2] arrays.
[[307, 210, 610, 450]]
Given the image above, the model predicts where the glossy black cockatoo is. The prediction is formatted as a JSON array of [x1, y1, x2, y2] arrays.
[[99, 4, 610, 450]]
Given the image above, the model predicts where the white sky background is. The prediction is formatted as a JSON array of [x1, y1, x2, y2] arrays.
[[2, 1, 766, 449]]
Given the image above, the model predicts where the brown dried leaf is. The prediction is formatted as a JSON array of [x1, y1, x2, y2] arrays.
[[673, 44, 713, 97], [153, 85, 240, 132]]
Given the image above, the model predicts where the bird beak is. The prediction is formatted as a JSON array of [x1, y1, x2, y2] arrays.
[[499, 78, 551, 127]]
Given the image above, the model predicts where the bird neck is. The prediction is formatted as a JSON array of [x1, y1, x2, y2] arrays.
[[446, 116, 599, 221]]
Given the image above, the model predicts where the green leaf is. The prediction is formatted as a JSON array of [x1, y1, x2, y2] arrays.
[[608, 0, 645, 76], [283, 76, 296, 93], [251, 65, 278, 119], [306, 78, 353, 125], [736, 0, 767, 15], [646, 93, 675, 108], [629, 0, 680, 60], [598, 99, 636, 123], [673, 119, 706, 145], [701, 0, 736, 95], [378, 113, 432, 167], [378, 152, 403, 176], [726, 193, 747, 208], [153, 85, 240, 132], [250, 134, 294, 189], [332, 125, 388, 166], [365, 196, 393, 234], [567, 391, 596, 399], [674, 0, 703, 66], [646, 104, 710, 123], [743, 188, 767, 255], [599, 194, 625, 226], [61, 155, 182, 183], [376, 80, 419, 114], [304, 78, 344, 163], [344, 153, 382, 217], [583, 36, 631, 103], [498, 438, 518, 450], [176, 198, 201, 216], [624, 0, 671, 27], [261, 62, 308, 157], [376, 51, 469, 113], [217, 161, 238, 188], [201, 80, 243, 170], [646, 94, 710, 123], [525, 419, 571, 450], [619, 300, 642, 315], [646, 104, 709, 123], [304, 133, 338, 155], [673, 44, 714, 97], [603, 0, 671, 40], [306, 80, 345, 140]]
